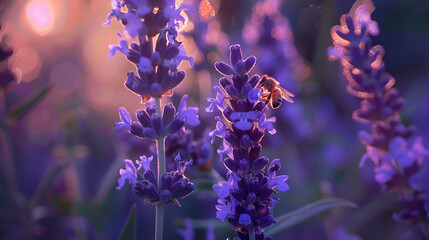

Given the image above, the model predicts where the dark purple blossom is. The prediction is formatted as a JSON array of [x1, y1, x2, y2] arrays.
[[328, 4, 429, 224], [208, 44, 292, 239]]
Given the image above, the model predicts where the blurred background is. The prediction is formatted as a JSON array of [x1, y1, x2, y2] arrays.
[[0, 0, 429, 239]]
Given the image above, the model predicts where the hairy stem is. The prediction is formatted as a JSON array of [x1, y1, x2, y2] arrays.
[[155, 97, 165, 240]]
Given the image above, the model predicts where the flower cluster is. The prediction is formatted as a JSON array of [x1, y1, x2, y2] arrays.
[[208, 44, 290, 239], [105, 0, 194, 102], [328, 5, 429, 223], [116, 95, 199, 139], [117, 155, 195, 206]]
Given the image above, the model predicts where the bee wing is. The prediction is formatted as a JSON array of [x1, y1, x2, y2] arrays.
[[280, 87, 294, 103]]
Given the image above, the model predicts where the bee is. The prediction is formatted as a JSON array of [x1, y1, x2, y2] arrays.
[[257, 75, 294, 109]]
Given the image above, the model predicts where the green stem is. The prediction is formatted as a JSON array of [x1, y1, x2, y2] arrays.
[[249, 231, 255, 240], [154, 98, 165, 186], [154, 97, 165, 240], [155, 204, 165, 240]]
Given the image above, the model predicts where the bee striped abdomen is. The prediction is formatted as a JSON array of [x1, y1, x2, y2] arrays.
[[271, 89, 283, 109]]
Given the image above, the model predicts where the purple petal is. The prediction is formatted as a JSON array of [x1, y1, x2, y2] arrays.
[[374, 164, 395, 184], [389, 136, 407, 152], [119, 107, 132, 124], [116, 159, 137, 190], [213, 181, 231, 199], [230, 44, 243, 67], [244, 56, 256, 72], [136, 6, 151, 16], [123, 13, 143, 38], [230, 111, 258, 130], [269, 175, 290, 191], [248, 88, 262, 103], [178, 95, 200, 126], [136, 155, 153, 171], [139, 57, 152, 72], [214, 61, 235, 76], [238, 214, 252, 225]]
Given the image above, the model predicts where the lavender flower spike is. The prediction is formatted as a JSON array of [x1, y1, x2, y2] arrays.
[[106, 0, 198, 239], [208, 44, 293, 240], [328, 4, 429, 226]]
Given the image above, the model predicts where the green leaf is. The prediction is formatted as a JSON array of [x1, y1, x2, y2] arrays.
[[265, 198, 357, 236], [118, 204, 137, 240], [8, 84, 52, 120]]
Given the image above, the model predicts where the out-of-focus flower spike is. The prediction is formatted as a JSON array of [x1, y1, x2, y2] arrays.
[[177, 219, 194, 240], [206, 224, 215, 240], [328, 3, 429, 224]]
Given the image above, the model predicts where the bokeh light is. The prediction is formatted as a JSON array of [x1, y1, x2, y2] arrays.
[[25, 0, 56, 36], [9, 47, 41, 83]]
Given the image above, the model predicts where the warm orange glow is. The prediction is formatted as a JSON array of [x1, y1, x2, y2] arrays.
[[331, 26, 350, 47], [370, 45, 385, 69], [25, 0, 55, 36], [199, 0, 215, 20], [352, 68, 361, 75], [294, 63, 312, 81]]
